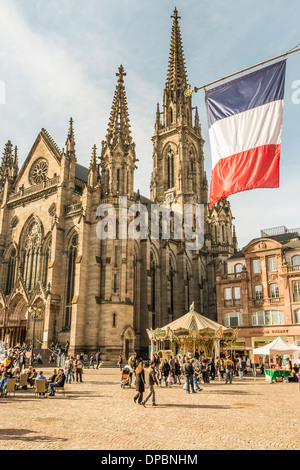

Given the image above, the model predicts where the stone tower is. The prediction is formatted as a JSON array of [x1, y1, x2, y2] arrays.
[[150, 8, 208, 211], [98, 65, 137, 358]]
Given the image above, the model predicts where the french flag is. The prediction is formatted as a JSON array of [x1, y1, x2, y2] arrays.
[[205, 60, 286, 209]]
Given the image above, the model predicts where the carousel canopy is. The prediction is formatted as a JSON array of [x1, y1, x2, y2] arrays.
[[253, 337, 300, 356], [147, 305, 236, 343], [160, 309, 228, 332]]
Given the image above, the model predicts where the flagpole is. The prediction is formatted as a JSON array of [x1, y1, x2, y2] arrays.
[[192, 46, 300, 93]]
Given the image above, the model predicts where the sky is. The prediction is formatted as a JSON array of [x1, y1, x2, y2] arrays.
[[0, 0, 300, 249]]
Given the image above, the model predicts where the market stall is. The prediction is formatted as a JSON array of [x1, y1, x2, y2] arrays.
[[147, 304, 238, 360], [253, 337, 300, 383]]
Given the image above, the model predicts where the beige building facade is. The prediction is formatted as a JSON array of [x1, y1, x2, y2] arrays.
[[216, 226, 300, 354], [0, 9, 237, 359]]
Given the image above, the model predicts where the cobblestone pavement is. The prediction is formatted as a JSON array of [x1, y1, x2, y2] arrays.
[[1, 367, 300, 451]]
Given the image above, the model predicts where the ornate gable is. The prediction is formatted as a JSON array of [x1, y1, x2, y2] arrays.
[[12, 128, 62, 191]]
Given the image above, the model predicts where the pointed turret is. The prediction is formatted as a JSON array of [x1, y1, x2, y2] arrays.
[[0, 140, 18, 189], [88, 145, 99, 188], [65, 117, 76, 157], [101, 65, 136, 199], [104, 65, 133, 151]]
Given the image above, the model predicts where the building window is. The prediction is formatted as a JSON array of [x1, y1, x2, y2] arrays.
[[233, 287, 241, 306], [224, 312, 243, 328], [5, 248, 17, 295], [268, 256, 277, 272], [65, 233, 78, 328], [252, 310, 284, 326], [234, 264, 243, 278], [224, 287, 241, 307], [292, 256, 300, 270], [224, 288, 232, 307], [169, 257, 174, 317], [114, 247, 118, 267], [235, 264, 243, 273], [294, 309, 300, 324], [186, 270, 191, 311], [150, 252, 156, 312], [293, 281, 300, 302], [167, 151, 174, 189], [254, 285, 263, 300], [116, 169, 120, 193], [252, 259, 261, 274], [112, 313, 117, 328], [113, 274, 117, 293], [270, 283, 279, 298]]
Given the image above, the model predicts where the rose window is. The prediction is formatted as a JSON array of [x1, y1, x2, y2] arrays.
[[29, 159, 49, 184]]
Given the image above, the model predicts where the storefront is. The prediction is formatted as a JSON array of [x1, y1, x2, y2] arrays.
[[236, 325, 300, 352]]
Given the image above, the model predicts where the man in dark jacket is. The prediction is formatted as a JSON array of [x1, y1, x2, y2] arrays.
[[183, 357, 196, 394], [141, 361, 159, 407]]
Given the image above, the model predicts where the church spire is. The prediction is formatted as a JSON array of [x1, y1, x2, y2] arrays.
[[100, 65, 136, 199], [166, 7, 188, 94], [105, 65, 132, 150], [162, 8, 192, 127]]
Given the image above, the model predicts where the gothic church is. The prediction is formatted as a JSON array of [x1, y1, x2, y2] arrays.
[[0, 9, 237, 359]]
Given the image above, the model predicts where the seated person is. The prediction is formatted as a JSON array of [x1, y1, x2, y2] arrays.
[[48, 369, 58, 384], [49, 369, 66, 396], [28, 368, 37, 387], [0, 372, 8, 397], [36, 371, 48, 395], [12, 367, 21, 388]]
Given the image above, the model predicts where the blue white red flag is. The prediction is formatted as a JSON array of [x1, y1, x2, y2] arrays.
[[205, 60, 286, 208]]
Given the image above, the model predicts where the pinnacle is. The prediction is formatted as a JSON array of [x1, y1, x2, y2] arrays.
[[105, 65, 133, 149], [166, 7, 188, 92]]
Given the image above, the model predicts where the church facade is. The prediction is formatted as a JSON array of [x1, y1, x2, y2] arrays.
[[0, 9, 237, 359]]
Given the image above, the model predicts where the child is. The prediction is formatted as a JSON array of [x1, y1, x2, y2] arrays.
[[156, 367, 163, 387], [167, 371, 174, 388]]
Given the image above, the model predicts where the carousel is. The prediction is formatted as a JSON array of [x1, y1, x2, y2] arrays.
[[147, 303, 238, 360]]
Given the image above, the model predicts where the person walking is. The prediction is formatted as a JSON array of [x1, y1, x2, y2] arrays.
[[224, 356, 234, 384], [183, 357, 196, 394], [95, 351, 102, 369], [118, 355, 123, 371], [88, 353, 95, 369], [169, 356, 176, 385], [66, 356, 75, 384], [162, 359, 170, 387], [236, 357, 244, 380], [133, 362, 145, 405], [250, 355, 257, 380], [74, 355, 84, 383], [141, 361, 159, 407], [192, 360, 203, 392], [175, 357, 181, 385]]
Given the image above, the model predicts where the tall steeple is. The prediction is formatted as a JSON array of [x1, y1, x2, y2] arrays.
[[163, 7, 192, 128], [150, 8, 205, 209], [100, 65, 136, 199]]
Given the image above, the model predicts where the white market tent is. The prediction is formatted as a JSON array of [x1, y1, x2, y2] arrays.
[[253, 337, 300, 356]]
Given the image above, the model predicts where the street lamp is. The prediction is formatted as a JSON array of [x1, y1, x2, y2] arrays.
[[28, 306, 42, 365]]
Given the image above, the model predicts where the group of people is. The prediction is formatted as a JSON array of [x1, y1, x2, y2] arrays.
[[121, 351, 252, 407]]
